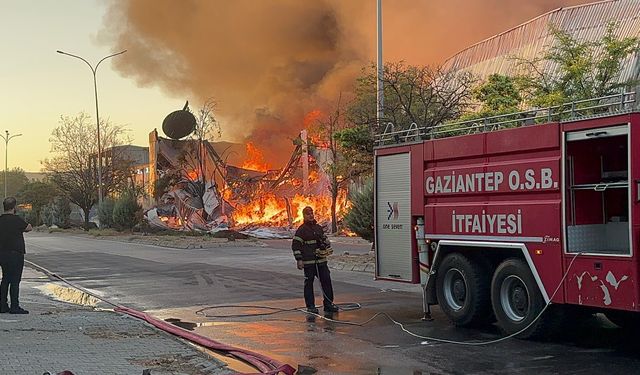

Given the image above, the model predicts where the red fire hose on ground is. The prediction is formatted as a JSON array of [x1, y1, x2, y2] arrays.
[[115, 306, 295, 375], [27, 260, 295, 375]]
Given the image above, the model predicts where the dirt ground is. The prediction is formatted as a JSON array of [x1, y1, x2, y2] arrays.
[[37, 227, 374, 270], [40, 227, 264, 249]]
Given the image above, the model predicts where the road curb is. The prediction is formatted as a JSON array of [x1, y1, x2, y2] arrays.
[[329, 261, 374, 273]]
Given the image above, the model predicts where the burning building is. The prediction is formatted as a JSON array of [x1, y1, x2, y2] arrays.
[[144, 110, 346, 237]]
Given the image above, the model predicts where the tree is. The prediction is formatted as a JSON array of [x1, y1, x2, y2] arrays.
[[311, 95, 352, 234], [339, 62, 475, 176], [516, 22, 640, 107], [343, 179, 374, 242], [42, 113, 132, 229], [16, 180, 59, 226], [174, 98, 223, 222], [334, 125, 374, 181], [41, 197, 71, 228], [0, 168, 29, 198], [98, 197, 116, 228], [349, 62, 475, 131], [112, 190, 142, 231], [473, 74, 522, 114], [192, 98, 221, 142]]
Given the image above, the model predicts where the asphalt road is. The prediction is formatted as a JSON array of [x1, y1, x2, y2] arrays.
[[24, 233, 640, 375]]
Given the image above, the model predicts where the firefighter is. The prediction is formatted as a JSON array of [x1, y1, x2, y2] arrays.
[[292, 206, 339, 314]]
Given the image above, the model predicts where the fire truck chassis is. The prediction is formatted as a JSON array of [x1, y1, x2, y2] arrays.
[[374, 92, 640, 338]]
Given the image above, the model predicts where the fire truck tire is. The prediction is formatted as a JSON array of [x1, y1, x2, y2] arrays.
[[491, 258, 547, 338], [435, 253, 492, 327], [605, 310, 640, 332]]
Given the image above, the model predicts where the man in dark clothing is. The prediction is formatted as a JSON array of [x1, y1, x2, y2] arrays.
[[0, 197, 32, 314], [292, 206, 338, 314]]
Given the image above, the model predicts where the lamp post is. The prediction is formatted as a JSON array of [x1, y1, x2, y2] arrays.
[[57, 49, 127, 206], [0, 130, 23, 198], [377, 0, 384, 121]]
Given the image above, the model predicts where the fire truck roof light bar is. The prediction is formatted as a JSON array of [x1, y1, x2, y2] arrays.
[[375, 91, 637, 146]]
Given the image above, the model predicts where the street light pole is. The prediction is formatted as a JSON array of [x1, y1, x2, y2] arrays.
[[57, 49, 127, 207], [377, 0, 384, 122], [0, 130, 23, 198]]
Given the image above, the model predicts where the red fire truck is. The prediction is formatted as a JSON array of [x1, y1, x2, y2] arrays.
[[374, 92, 639, 337]]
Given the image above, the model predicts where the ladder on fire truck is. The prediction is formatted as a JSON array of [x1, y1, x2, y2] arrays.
[[375, 91, 637, 146]]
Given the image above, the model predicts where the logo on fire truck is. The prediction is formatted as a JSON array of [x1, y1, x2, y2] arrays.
[[387, 202, 399, 220]]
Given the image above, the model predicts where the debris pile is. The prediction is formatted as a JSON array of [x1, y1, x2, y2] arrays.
[[144, 121, 347, 239]]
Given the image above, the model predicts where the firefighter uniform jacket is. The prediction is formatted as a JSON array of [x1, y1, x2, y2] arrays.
[[292, 220, 330, 265]]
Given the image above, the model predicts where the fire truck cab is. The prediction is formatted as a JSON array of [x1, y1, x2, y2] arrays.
[[374, 92, 640, 337]]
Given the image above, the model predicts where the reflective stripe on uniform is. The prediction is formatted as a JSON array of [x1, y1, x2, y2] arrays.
[[302, 258, 327, 265], [293, 250, 302, 255], [293, 236, 304, 243], [305, 240, 317, 245]]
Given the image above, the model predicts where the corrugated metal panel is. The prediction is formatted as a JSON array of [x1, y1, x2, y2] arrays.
[[444, 0, 640, 83], [375, 153, 413, 281]]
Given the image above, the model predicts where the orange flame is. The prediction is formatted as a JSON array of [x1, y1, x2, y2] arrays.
[[241, 142, 272, 172], [303, 109, 330, 148], [303, 109, 322, 128], [233, 192, 349, 227], [186, 170, 199, 181]]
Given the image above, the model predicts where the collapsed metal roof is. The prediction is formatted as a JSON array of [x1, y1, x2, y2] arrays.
[[443, 0, 640, 83]]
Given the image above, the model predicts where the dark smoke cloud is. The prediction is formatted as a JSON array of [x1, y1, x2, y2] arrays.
[[100, 0, 589, 164]]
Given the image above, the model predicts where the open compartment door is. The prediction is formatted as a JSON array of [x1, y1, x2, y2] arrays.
[[564, 125, 631, 255], [375, 152, 413, 281]]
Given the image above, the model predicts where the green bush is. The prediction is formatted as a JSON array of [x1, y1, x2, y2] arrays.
[[112, 191, 142, 231], [17, 209, 35, 225], [40, 197, 71, 228], [55, 197, 71, 228], [343, 179, 374, 242], [98, 198, 116, 228]]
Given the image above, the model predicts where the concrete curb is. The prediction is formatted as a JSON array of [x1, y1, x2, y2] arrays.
[[329, 261, 374, 273]]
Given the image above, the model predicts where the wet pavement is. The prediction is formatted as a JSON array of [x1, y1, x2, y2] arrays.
[[150, 292, 640, 375], [0, 268, 231, 375], [24, 232, 640, 374]]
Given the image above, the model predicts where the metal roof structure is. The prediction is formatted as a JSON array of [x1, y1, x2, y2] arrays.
[[443, 0, 640, 83]]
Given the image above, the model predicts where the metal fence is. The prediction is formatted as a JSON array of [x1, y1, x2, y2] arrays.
[[375, 91, 637, 147]]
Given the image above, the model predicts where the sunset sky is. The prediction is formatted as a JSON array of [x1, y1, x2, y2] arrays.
[[1, 0, 589, 172]]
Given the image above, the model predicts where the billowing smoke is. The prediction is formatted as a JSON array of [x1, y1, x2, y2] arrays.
[[100, 0, 589, 165]]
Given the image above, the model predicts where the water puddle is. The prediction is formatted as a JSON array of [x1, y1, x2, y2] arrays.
[[164, 318, 231, 330], [38, 283, 101, 307], [376, 368, 425, 374]]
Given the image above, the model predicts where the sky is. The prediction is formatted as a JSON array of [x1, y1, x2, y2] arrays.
[[0, 0, 590, 172], [0, 0, 178, 172]]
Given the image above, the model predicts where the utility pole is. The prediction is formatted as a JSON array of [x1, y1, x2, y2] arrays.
[[300, 130, 310, 195], [57, 49, 127, 206], [377, 0, 384, 122], [0, 130, 22, 198]]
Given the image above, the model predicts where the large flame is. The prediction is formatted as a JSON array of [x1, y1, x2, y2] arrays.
[[233, 192, 349, 227], [242, 142, 272, 172], [303, 110, 322, 128]]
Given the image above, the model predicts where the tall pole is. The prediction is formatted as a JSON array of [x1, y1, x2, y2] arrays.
[[57, 49, 127, 207], [0, 130, 22, 199], [377, 0, 384, 122]]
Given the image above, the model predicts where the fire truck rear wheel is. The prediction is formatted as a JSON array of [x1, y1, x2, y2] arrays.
[[491, 258, 546, 338], [435, 253, 492, 327]]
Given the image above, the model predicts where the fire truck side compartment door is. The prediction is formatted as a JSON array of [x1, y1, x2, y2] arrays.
[[375, 152, 413, 281]]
